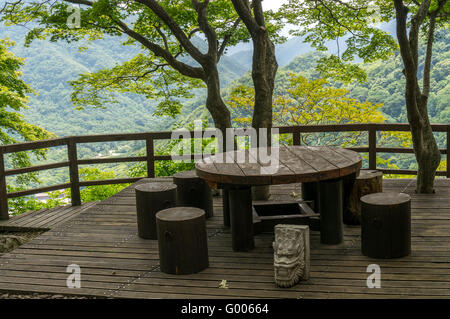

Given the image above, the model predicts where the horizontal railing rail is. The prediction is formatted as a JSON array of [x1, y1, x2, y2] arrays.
[[0, 123, 448, 219]]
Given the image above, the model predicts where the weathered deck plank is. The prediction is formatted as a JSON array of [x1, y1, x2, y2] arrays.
[[0, 201, 98, 229], [0, 177, 449, 298]]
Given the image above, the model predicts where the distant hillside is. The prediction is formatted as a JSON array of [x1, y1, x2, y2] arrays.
[[2, 21, 447, 141], [229, 36, 314, 70], [217, 29, 449, 127], [1, 26, 247, 137], [343, 29, 449, 124], [227, 20, 400, 71]]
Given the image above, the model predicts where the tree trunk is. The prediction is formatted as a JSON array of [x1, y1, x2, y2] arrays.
[[343, 170, 383, 225], [229, 0, 279, 201], [403, 60, 441, 194], [251, 28, 277, 137], [250, 27, 278, 201], [394, 0, 442, 194], [413, 109, 441, 193], [204, 64, 232, 150]]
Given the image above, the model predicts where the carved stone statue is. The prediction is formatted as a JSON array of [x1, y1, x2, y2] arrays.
[[273, 224, 310, 288]]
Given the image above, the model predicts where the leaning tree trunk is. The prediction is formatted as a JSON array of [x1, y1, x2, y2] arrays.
[[250, 26, 278, 201], [204, 64, 232, 151], [230, 0, 279, 200], [251, 29, 277, 136], [400, 36, 441, 194], [394, 0, 442, 194], [409, 100, 441, 193]]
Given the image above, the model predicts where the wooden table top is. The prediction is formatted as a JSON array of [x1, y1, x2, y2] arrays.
[[195, 145, 362, 186]]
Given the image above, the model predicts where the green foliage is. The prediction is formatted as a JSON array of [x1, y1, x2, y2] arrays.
[[0, 38, 55, 186], [345, 29, 450, 125], [7, 186, 66, 216], [279, 0, 399, 83], [76, 167, 129, 202], [128, 157, 195, 178], [279, 0, 449, 85], [0, 0, 285, 119], [129, 118, 216, 177], [70, 54, 205, 118], [0, 24, 248, 140], [315, 55, 367, 83], [9, 166, 132, 216], [227, 73, 385, 147]]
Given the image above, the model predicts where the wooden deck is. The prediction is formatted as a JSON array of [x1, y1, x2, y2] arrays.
[[0, 202, 99, 231], [0, 178, 449, 298]]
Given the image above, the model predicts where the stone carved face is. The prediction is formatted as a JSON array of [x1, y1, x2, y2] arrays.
[[273, 225, 306, 288]]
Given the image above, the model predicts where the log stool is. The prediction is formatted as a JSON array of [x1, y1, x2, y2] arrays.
[[343, 170, 383, 225], [135, 182, 177, 239], [156, 207, 209, 275], [173, 170, 214, 218], [361, 192, 411, 258]]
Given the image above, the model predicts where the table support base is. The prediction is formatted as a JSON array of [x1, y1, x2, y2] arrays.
[[222, 188, 230, 228], [228, 186, 254, 252], [319, 178, 344, 245], [301, 181, 320, 213]]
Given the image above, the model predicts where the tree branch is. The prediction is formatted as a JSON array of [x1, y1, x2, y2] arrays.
[[231, 0, 259, 36], [192, 0, 217, 59], [408, 0, 431, 71], [116, 20, 205, 79], [422, 0, 447, 98], [62, 0, 205, 79], [154, 23, 169, 51], [218, 17, 241, 60], [135, 0, 205, 64], [253, 0, 265, 27], [393, 0, 422, 124], [64, 0, 93, 5]]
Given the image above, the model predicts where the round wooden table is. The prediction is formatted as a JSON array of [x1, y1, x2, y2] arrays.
[[196, 145, 362, 251]]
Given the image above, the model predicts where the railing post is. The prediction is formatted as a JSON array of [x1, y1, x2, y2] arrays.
[[293, 129, 301, 146], [0, 148, 9, 220], [67, 139, 81, 206], [447, 125, 450, 178], [146, 136, 155, 178], [368, 126, 377, 170]]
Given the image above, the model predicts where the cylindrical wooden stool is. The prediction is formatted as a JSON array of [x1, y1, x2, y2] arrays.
[[156, 207, 209, 275], [361, 192, 411, 258], [135, 182, 177, 239], [343, 170, 383, 225], [173, 170, 214, 218]]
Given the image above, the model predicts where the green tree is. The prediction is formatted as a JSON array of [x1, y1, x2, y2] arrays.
[[231, 0, 279, 137], [7, 188, 66, 216], [76, 167, 128, 202], [0, 38, 55, 186], [1, 0, 284, 141], [227, 73, 386, 146], [128, 118, 216, 177], [280, 0, 449, 193]]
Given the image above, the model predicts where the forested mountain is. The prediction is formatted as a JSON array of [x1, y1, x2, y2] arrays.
[[1, 26, 248, 137], [345, 30, 449, 125], [189, 29, 449, 129], [1, 24, 448, 169], [285, 29, 449, 125]]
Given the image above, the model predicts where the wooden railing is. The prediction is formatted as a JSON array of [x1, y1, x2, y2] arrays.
[[0, 123, 448, 219]]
